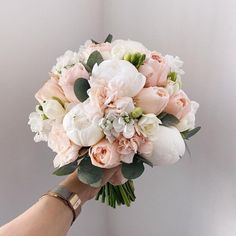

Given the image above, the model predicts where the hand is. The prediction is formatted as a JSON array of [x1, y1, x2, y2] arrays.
[[60, 166, 124, 204]]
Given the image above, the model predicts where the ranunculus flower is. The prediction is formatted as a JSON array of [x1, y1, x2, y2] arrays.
[[89, 139, 121, 168], [59, 63, 89, 103], [63, 100, 104, 146], [147, 126, 185, 166], [28, 111, 52, 142], [139, 51, 170, 87], [42, 99, 65, 120], [137, 114, 162, 140], [175, 101, 199, 132], [91, 59, 146, 97], [111, 39, 149, 59], [135, 87, 169, 115], [164, 90, 191, 120], [48, 124, 80, 168], [35, 76, 68, 104]]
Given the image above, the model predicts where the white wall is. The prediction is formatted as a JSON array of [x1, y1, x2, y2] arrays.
[[104, 0, 236, 236], [0, 1, 107, 236]]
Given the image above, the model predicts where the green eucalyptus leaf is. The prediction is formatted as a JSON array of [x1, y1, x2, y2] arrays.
[[135, 154, 153, 167], [104, 34, 113, 43], [78, 157, 104, 185], [74, 78, 90, 102], [160, 113, 179, 126], [121, 157, 145, 180], [53, 161, 78, 176], [91, 39, 99, 44], [181, 126, 201, 140], [87, 50, 104, 70], [81, 62, 92, 73]]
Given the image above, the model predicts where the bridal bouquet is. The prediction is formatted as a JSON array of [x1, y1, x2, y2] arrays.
[[28, 34, 200, 208]]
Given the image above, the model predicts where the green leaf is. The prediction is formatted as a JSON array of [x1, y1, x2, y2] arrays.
[[121, 157, 145, 180], [87, 50, 104, 70], [181, 126, 201, 140], [78, 157, 104, 185], [53, 161, 78, 176], [135, 154, 153, 167], [160, 113, 179, 126], [74, 78, 90, 102], [104, 34, 113, 43], [91, 39, 99, 44], [81, 62, 92, 73], [168, 72, 177, 82]]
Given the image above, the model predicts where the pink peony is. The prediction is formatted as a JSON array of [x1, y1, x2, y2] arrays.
[[139, 51, 170, 87], [59, 63, 89, 103], [135, 87, 169, 115], [48, 124, 80, 168], [35, 75, 67, 104], [164, 90, 191, 120], [89, 139, 121, 168]]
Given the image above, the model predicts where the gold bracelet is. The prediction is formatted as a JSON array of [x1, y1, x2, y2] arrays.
[[40, 185, 82, 225]]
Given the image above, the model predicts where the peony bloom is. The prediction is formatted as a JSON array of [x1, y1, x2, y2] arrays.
[[164, 90, 191, 120], [78, 40, 112, 63], [42, 99, 65, 121], [48, 124, 80, 168], [139, 51, 170, 87], [175, 101, 199, 132], [63, 100, 104, 146], [111, 39, 149, 59], [137, 114, 162, 140], [28, 112, 52, 142], [91, 59, 146, 97], [135, 87, 169, 115], [147, 126, 185, 166], [35, 76, 67, 104], [59, 63, 89, 103], [89, 139, 121, 168]]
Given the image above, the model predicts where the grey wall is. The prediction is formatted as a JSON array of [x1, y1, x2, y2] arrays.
[[0, 1, 107, 236], [1, 0, 236, 236], [104, 0, 236, 236]]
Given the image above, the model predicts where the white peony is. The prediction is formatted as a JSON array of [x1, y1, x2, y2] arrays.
[[42, 99, 65, 120], [91, 59, 146, 97], [28, 112, 52, 142], [63, 100, 104, 146], [137, 114, 161, 140], [111, 39, 149, 59], [175, 101, 199, 132], [147, 126, 185, 166], [51, 50, 80, 75]]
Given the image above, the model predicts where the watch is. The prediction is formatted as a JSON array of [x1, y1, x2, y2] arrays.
[[45, 185, 82, 224]]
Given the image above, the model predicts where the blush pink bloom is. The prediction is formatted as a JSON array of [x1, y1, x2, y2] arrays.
[[48, 124, 80, 168], [89, 139, 121, 168], [35, 75, 67, 104], [139, 51, 170, 87], [164, 90, 191, 120], [135, 87, 169, 115], [59, 63, 89, 103]]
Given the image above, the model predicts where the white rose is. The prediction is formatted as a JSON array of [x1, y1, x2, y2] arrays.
[[176, 101, 199, 132], [28, 112, 52, 142], [42, 99, 65, 120], [91, 59, 146, 97], [111, 39, 149, 59], [137, 114, 161, 140], [63, 101, 104, 146], [147, 126, 185, 166]]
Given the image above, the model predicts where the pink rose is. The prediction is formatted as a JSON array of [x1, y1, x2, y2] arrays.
[[59, 63, 89, 103], [89, 139, 121, 168], [35, 76, 67, 104], [48, 124, 80, 168], [135, 87, 169, 115], [139, 51, 170, 87], [164, 90, 191, 119]]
